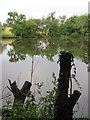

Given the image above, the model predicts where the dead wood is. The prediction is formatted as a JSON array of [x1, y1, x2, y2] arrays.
[[8, 79, 32, 104], [54, 52, 81, 120]]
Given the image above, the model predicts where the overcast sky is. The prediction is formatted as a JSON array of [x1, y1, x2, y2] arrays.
[[0, 0, 89, 23]]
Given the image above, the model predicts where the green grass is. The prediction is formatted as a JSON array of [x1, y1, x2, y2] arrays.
[[1, 39, 13, 45], [2, 27, 14, 38]]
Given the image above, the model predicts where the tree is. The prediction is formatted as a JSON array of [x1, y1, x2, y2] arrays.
[[21, 19, 40, 38], [6, 12, 88, 38], [40, 12, 61, 37], [6, 12, 26, 25], [59, 15, 66, 24], [64, 15, 88, 36], [54, 52, 81, 120], [0, 22, 2, 38], [6, 12, 26, 37]]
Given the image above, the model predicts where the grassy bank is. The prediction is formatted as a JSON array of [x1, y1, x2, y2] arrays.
[[1, 39, 13, 45], [2, 27, 14, 38]]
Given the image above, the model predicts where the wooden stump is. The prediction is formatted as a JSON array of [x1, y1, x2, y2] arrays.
[[8, 79, 32, 104], [54, 52, 81, 120]]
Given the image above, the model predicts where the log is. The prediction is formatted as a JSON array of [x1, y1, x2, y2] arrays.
[[54, 52, 81, 120]]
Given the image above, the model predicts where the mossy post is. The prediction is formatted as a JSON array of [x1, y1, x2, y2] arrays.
[[54, 52, 81, 120]]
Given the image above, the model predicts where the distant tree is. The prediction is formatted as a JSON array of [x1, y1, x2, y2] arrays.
[[0, 22, 2, 37], [64, 15, 88, 37], [59, 15, 66, 24], [58, 16, 67, 35], [6, 12, 43, 38], [6, 12, 88, 38], [6, 12, 26, 37], [6, 12, 26, 25], [6, 12, 18, 25], [21, 19, 38, 38], [78, 15, 88, 36], [40, 12, 60, 37]]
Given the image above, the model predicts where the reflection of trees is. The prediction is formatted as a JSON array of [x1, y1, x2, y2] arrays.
[[58, 38, 88, 64], [7, 37, 88, 64], [0, 44, 2, 54], [0, 44, 4, 54], [8, 38, 40, 62], [7, 38, 59, 62]]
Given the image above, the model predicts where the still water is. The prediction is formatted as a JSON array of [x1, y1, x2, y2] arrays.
[[0, 38, 88, 118]]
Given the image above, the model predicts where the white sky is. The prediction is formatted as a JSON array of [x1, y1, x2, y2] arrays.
[[0, 0, 89, 23]]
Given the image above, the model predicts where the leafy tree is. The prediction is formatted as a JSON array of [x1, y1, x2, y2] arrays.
[[6, 12, 26, 37], [59, 15, 66, 24], [6, 12, 88, 38], [0, 22, 2, 37], [21, 19, 40, 38], [6, 12, 26, 25], [58, 16, 67, 35], [64, 15, 88, 37]]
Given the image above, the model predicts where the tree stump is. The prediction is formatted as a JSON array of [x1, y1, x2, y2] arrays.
[[8, 79, 32, 105], [54, 52, 81, 120]]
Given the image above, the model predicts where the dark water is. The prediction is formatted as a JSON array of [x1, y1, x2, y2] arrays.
[[0, 38, 88, 118]]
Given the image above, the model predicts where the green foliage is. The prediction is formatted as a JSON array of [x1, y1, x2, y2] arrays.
[[64, 15, 88, 36], [2, 73, 58, 119], [21, 19, 40, 38], [0, 22, 2, 38], [6, 12, 26, 37], [6, 12, 88, 38], [6, 34, 88, 64], [6, 12, 26, 25], [2, 51, 88, 119], [71, 32, 81, 38]]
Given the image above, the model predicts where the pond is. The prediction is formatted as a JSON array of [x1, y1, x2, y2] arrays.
[[0, 37, 88, 118]]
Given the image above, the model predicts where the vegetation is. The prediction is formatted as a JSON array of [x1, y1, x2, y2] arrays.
[[2, 73, 58, 119], [6, 36, 87, 64], [4, 12, 88, 39], [1, 12, 89, 119], [1, 38, 13, 45], [2, 27, 13, 38], [0, 22, 2, 39], [2, 55, 89, 119]]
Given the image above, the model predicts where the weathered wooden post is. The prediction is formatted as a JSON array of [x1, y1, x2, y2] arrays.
[[54, 52, 81, 120]]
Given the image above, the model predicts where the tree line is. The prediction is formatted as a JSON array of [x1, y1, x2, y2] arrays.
[[5, 12, 88, 38]]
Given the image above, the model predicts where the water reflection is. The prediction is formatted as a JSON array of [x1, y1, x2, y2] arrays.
[[0, 44, 3, 54], [5, 37, 88, 64], [1, 37, 88, 118]]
